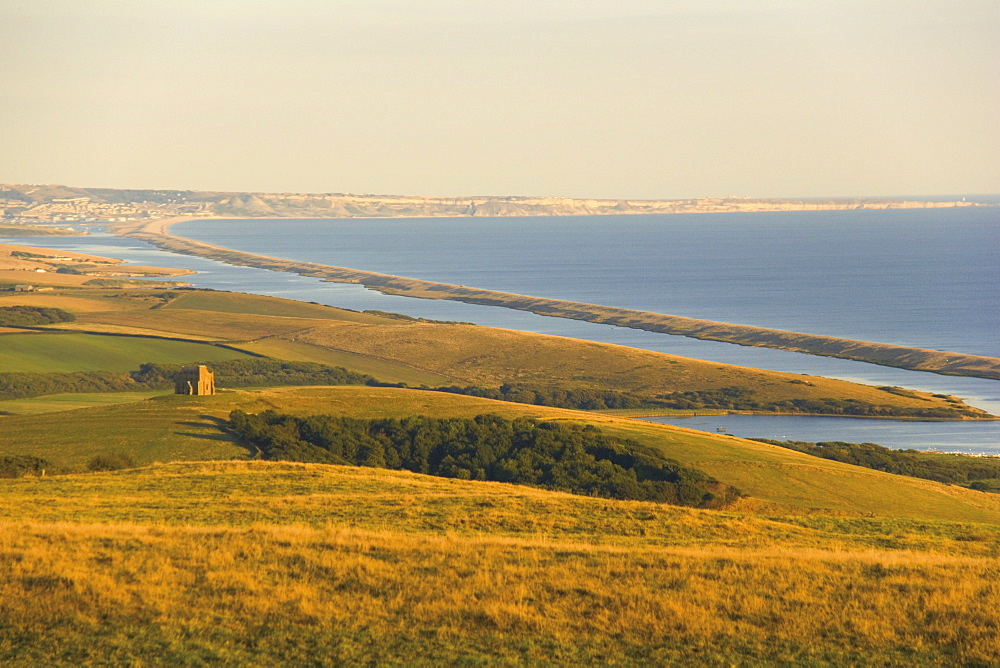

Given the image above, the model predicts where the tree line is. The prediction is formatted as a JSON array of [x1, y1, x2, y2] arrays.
[[0, 306, 75, 327], [429, 384, 652, 410], [0, 453, 137, 478], [427, 383, 977, 418], [0, 359, 385, 401], [753, 439, 1000, 490], [228, 410, 741, 508]]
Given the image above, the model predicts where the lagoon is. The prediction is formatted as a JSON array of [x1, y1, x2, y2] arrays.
[[642, 414, 1000, 454], [175, 207, 999, 358], [6, 207, 998, 452]]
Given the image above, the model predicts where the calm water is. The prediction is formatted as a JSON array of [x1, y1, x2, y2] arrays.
[[6, 207, 999, 452], [175, 207, 999, 357], [642, 415, 1000, 454]]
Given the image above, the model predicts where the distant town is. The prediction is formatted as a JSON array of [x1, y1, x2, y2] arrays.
[[0, 183, 983, 224]]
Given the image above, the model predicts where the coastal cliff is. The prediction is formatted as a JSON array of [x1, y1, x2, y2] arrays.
[[0, 183, 982, 222]]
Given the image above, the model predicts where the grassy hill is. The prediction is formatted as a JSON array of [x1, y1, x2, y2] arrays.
[[2, 257, 1000, 663], [161, 290, 392, 323], [287, 321, 987, 416], [3, 286, 985, 418], [1, 460, 998, 664], [3, 386, 999, 523]]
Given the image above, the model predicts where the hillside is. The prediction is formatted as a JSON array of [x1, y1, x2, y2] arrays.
[[0, 285, 986, 419], [2, 246, 1000, 663], [1, 460, 998, 664], [0, 243, 191, 290], [3, 386, 999, 522]]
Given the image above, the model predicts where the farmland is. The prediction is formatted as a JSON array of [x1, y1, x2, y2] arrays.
[[1, 250, 999, 664], [0, 332, 250, 373]]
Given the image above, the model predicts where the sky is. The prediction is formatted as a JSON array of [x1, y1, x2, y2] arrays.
[[1, 0, 997, 199]]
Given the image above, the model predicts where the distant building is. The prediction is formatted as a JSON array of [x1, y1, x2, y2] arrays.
[[175, 365, 216, 395], [13, 284, 34, 292]]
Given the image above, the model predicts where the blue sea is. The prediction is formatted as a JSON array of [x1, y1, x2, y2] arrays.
[[7, 206, 999, 452], [178, 207, 999, 358]]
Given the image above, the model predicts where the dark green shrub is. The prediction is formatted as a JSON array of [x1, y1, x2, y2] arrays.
[[87, 452, 136, 472]]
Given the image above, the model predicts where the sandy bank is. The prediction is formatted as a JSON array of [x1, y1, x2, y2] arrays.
[[114, 217, 1000, 381]]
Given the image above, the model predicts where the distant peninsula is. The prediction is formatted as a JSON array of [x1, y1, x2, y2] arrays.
[[0, 183, 983, 223]]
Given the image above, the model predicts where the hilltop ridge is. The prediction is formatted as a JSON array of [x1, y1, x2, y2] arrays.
[[0, 183, 981, 222]]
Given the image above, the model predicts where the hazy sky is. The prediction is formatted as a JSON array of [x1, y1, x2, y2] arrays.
[[1, 0, 997, 199]]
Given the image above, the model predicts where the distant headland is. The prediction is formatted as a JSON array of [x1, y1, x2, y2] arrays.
[[0, 183, 984, 223]]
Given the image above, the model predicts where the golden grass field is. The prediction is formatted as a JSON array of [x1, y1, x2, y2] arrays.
[[2, 255, 1000, 664], [286, 321, 987, 413], [1, 460, 999, 665]]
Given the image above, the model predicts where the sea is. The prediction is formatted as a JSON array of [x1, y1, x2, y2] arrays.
[[6, 206, 999, 453]]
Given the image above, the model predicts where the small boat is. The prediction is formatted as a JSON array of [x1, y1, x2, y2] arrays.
[[716, 427, 727, 433]]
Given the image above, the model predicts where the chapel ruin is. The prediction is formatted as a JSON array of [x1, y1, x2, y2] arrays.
[[175, 365, 216, 395]]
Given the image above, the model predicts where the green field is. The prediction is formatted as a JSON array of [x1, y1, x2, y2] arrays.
[[0, 391, 171, 416], [0, 332, 252, 372]]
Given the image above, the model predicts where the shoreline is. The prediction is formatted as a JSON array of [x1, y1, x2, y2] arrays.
[[7, 184, 987, 224], [111, 216, 1000, 382]]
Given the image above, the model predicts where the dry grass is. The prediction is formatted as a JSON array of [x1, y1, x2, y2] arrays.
[[2, 241, 997, 663], [0, 292, 140, 312], [288, 322, 977, 413], [0, 462, 998, 664], [164, 290, 395, 324], [46, 321, 224, 341], [7, 283, 983, 417], [74, 309, 347, 342], [237, 337, 459, 386]]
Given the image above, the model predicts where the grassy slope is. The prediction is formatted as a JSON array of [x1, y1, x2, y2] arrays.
[[0, 393, 248, 465], [1, 461, 998, 664], [74, 308, 350, 342], [0, 332, 251, 373], [163, 290, 392, 323], [2, 267, 999, 662], [0, 291, 143, 312], [290, 322, 980, 413], [16, 287, 985, 416], [4, 386, 999, 523], [235, 337, 457, 387], [0, 391, 170, 416]]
